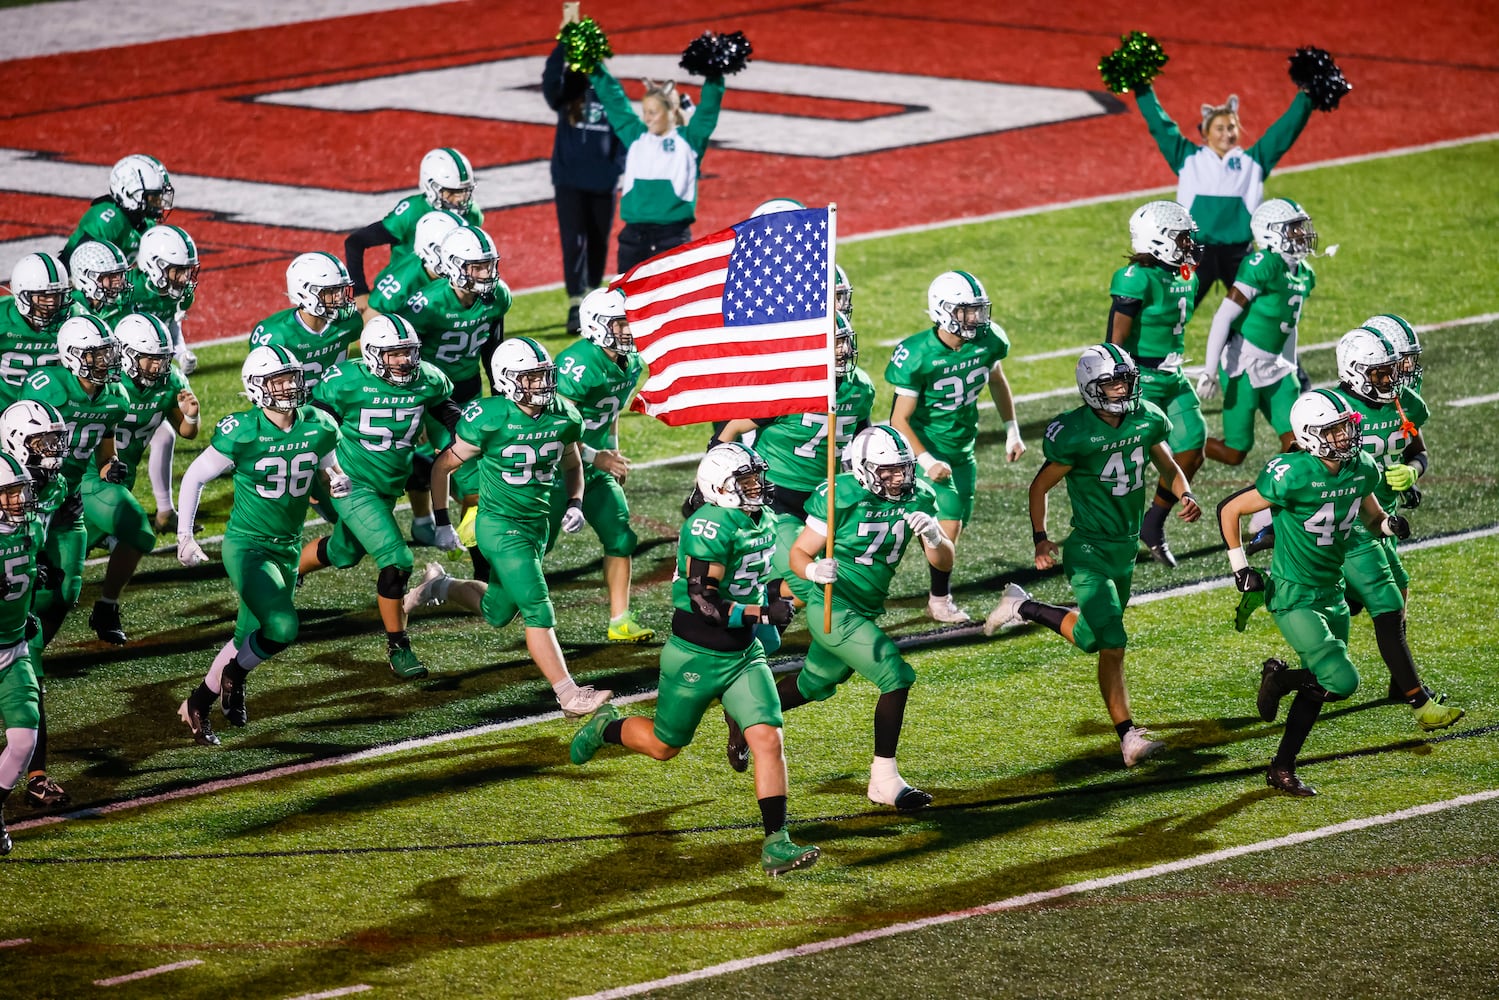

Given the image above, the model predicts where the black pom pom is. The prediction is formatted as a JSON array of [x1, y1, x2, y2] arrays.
[[1288, 46, 1352, 112], [1098, 31, 1168, 95], [679, 30, 753, 78]]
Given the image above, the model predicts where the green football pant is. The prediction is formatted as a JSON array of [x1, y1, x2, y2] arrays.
[[326, 485, 413, 573], [80, 477, 156, 554], [653, 634, 782, 748], [34, 511, 87, 629], [308, 469, 339, 525], [773, 512, 813, 605], [545, 465, 637, 558], [1342, 530, 1408, 616], [916, 450, 977, 524], [1141, 368, 1205, 452], [1219, 370, 1299, 453], [475, 513, 556, 629], [0, 641, 40, 729], [1269, 581, 1358, 698], [796, 596, 915, 701], [222, 535, 300, 653], [1063, 533, 1136, 653]]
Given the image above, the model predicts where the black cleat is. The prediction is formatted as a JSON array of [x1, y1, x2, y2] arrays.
[[1257, 657, 1289, 723], [25, 774, 69, 809], [894, 786, 934, 812], [220, 671, 249, 727], [179, 697, 221, 746], [1140, 531, 1178, 568], [1266, 762, 1316, 797], [89, 600, 128, 645], [724, 711, 749, 773], [0, 814, 10, 855]]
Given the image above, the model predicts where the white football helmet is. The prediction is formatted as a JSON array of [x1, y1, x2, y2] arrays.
[[835, 263, 853, 318], [750, 198, 804, 218], [438, 225, 500, 298], [57, 314, 122, 384], [1251, 198, 1317, 263], [9, 253, 70, 329], [361, 314, 422, 386], [108, 154, 174, 223], [834, 312, 858, 378], [696, 442, 772, 511], [1363, 313, 1421, 385], [1076, 343, 1141, 415], [286, 251, 355, 321], [1291, 390, 1362, 462], [1129, 200, 1203, 268], [70, 240, 130, 309], [1336, 326, 1401, 403], [0, 451, 36, 531], [0, 399, 67, 482], [115, 313, 175, 387], [137, 224, 200, 300], [845, 424, 915, 502], [242, 345, 308, 412], [490, 337, 556, 409], [927, 270, 991, 340], [420, 147, 476, 214], [414, 209, 464, 272], [578, 288, 634, 353]]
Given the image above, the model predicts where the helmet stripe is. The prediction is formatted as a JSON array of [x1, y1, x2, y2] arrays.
[[1359, 325, 1396, 355], [1102, 342, 1124, 366], [41, 254, 59, 283], [1314, 388, 1347, 413], [442, 148, 471, 182], [955, 270, 982, 297]]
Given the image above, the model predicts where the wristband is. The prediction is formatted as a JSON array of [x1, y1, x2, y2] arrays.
[[916, 451, 936, 473], [1181, 491, 1197, 505], [580, 444, 598, 463], [1227, 546, 1248, 573], [182, 413, 200, 425], [433, 509, 452, 527], [1408, 452, 1428, 478], [567, 497, 583, 511], [1032, 530, 1048, 544], [727, 602, 746, 629]]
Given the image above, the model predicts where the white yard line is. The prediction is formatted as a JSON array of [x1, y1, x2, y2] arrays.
[[94, 959, 203, 987], [283, 987, 373, 1000], [571, 787, 1499, 1000], [1446, 393, 1499, 408], [0, 937, 31, 948]]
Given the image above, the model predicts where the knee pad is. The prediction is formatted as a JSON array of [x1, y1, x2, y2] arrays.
[[406, 452, 434, 493], [377, 565, 412, 600]]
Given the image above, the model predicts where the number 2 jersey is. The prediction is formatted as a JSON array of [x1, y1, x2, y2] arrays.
[[885, 324, 1010, 460], [800, 473, 939, 617], [1255, 448, 1381, 589], [211, 406, 340, 547], [1041, 400, 1172, 540]]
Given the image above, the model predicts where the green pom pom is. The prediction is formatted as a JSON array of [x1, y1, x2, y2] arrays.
[[1099, 31, 1169, 95], [559, 17, 612, 74]]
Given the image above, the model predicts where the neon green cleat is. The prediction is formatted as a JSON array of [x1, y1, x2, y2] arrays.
[[570, 704, 620, 764], [457, 505, 478, 548], [388, 645, 429, 680], [607, 611, 655, 643], [1413, 698, 1465, 732], [760, 829, 820, 876]]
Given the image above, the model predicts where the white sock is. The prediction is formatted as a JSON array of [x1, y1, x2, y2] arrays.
[[0, 727, 38, 790], [204, 640, 240, 693], [413, 514, 434, 528], [871, 755, 901, 786], [552, 677, 580, 704]]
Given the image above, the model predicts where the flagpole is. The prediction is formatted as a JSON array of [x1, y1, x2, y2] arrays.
[[823, 203, 838, 634]]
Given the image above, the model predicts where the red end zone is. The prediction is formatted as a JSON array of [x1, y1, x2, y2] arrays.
[[1, 1, 1495, 340]]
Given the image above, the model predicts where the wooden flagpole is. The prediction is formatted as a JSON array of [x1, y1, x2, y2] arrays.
[[823, 204, 838, 634]]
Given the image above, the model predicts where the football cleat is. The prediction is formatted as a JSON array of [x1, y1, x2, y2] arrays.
[[868, 777, 933, 812], [388, 645, 429, 680], [761, 829, 820, 876], [89, 600, 128, 645], [724, 711, 749, 773], [1413, 699, 1465, 732], [569, 703, 620, 764], [24, 774, 69, 809], [1120, 726, 1165, 767], [982, 582, 1031, 636], [179, 697, 220, 746], [219, 671, 249, 727], [410, 518, 438, 548], [607, 611, 654, 643], [1388, 679, 1446, 705], [926, 593, 972, 624], [559, 684, 613, 719], [403, 562, 449, 613], [1144, 538, 1178, 568], [1266, 762, 1317, 797], [1257, 657, 1289, 722]]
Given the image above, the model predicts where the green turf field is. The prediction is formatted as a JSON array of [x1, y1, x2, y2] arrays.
[[1, 140, 1496, 1000]]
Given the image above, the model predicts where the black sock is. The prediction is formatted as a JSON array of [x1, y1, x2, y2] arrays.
[[386, 630, 411, 651], [1346, 596, 1364, 618], [1141, 502, 1169, 542], [468, 546, 491, 582], [758, 794, 787, 837], [1019, 600, 1070, 636], [189, 680, 218, 711], [929, 567, 952, 598], [602, 719, 625, 745], [1114, 719, 1134, 741], [776, 672, 810, 712], [1274, 690, 1324, 769], [1372, 612, 1425, 707], [39, 604, 66, 647], [873, 688, 909, 759], [31, 690, 48, 773]]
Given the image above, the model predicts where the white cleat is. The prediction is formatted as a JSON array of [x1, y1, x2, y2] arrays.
[[926, 593, 972, 624], [983, 583, 1032, 636], [1121, 726, 1165, 768], [559, 684, 614, 719], [403, 562, 449, 613]]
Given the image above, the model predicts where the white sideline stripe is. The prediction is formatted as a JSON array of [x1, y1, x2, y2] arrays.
[[0, 937, 31, 948], [283, 986, 372, 1000], [94, 959, 204, 986], [572, 787, 1499, 1000], [18, 523, 1498, 834], [1446, 393, 1499, 408]]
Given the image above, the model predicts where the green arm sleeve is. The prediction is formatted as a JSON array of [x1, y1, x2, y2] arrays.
[[1134, 87, 1195, 174], [683, 76, 726, 157], [589, 67, 647, 145], [1247, 92, 1313, 174]]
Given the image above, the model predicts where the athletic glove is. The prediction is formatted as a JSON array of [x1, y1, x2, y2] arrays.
[[34, 560, 57, 590], [1234, 567, 1266, 593], [176, 345, 199, 376], [53, 492, 83, 530], [327, 471, 352, 499], [102, 457, 129, 484], [763, 599, 796, 627], [903, 510, 946, 547], [24, 614, 39, 641], [177, 535, 209, 567], [1383, 463, 1419, 492], [1195, 371, 1220, 401], [434, 524, 462, 551], [561, 499, 586, 533], [1399, 486, 1422, 510], [1382, 514, 1411, 540], [807, 557, 839, 585]]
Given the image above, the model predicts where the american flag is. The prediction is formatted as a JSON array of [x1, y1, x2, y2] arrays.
[[612, 206, 836, 426]]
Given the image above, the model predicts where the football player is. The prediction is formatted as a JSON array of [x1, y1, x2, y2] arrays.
[[985, 345, 1200, 768], [297, 315, 461, 679], [60, 154, 174, 267], [1365, 313, 1423, 395], [569, 443, 819, 877], [1107, 200, 1204, 568], [418, 337, 611, 719], [67, 240, 131, 326], [0, 452, 44, 852], [345, 148, 483, 310], [1218, 391, 1421, 796], [0, 254, 68, 408], [887, 270, 1024, 623], [1199, 199, 1322, 466], [175, 347, 345, 746]]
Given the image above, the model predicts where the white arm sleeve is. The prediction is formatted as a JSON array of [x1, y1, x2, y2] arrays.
[[176, 448, 234, 538], [148, 421, 177, 512], [168, 317, 186, 351], [1202, 293, 1249, 375]]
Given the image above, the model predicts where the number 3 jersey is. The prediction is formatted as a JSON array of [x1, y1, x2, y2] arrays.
[[672, 503, 776, 652], [456, 395, 583, 524], [211, 406, 340, 546], [314, 360, 453, 497], [1041, 400, 1172, 540], [801, 472, 939, 616], [1255, 449, 1381, 588], [885, 324, 1010, 460]]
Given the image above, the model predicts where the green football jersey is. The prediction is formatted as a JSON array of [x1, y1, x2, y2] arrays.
[[0, 297, 62, 407], [885, 324, 1011, 458], [21, 367, 131, 492], [67, 289, 128, 328], [210, 406, 340, 546], [1041, 400, 1172, 539], [111, 368, 191, 488], [367, 254, 439, 315], [1109, 260, 1197, 364], [752, 369, 876, 493], [672, 503, 777, 611], [1332, 385, 1428, 515], [126, 268, 195, 322], [1256, 449, 1381, 588], [249, 307, 362, 387], [387, 279, 510, 385], [315, 359, 453, 496], [804, 473, 938, 617], [554, 339, 644, 452], [0, 518, 43, 646], [1232, 251, 1316, 355], [456, 395, 582, 523], [381, 195, 483, 268], [62, 201, 144, 264]]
